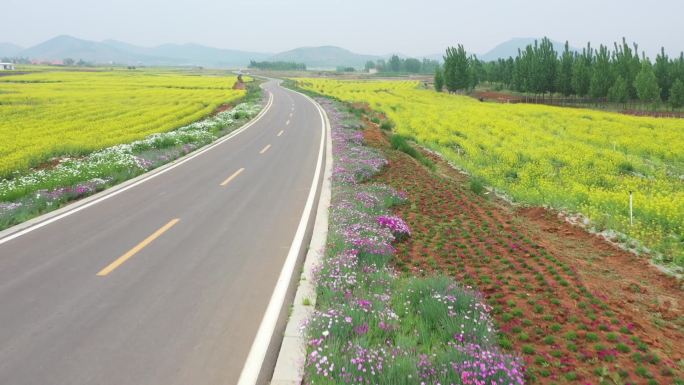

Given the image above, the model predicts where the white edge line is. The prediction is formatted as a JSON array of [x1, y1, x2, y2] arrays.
[[270, 90, 332, 385], [0, 90, 274, 246], [236, 87, 327, 385]]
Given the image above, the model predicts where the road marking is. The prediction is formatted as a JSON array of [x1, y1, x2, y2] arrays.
[[96, 219, 180, 276], [285, 120, 290, 125], [0, 90, 275, 246], [277, 130, 284, 137], [259, 144, 271, 154], [237, 86, 328, 385], [220, 167, 245, 186], [289, 112, 293, 118]]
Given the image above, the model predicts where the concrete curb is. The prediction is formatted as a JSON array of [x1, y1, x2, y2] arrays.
[[269, 95, 333, 385], [0, 90, 274, 245]]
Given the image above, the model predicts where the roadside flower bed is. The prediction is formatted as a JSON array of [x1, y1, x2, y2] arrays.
[[0, 102, 262, 230], [303, 98, 524, 385]]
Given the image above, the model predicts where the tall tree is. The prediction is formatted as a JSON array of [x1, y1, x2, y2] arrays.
[[674, 53, 684, 84], [388, 55, 401, 72], [612, 38, 641, 99], [515, 45, 539, 93], [608, 75, 628, 104], [469, 56, 483, 90], [434, 66, 444, 92], [572, 43, 593, 97], [590, 45, 613, 98], [634, 59, 661, 104], [364, 60, 376, 71], [557, 42, 574, 96], [420, 59, 440, 74], [537, 37, 558, 95], [669, 79, 684, 109], [503, 57, 515, 89], [443, 45, 470, 92], [654, 47, 672, 101], [404, 58, 422, 73]]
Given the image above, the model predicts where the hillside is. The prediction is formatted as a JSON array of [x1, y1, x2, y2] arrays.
[[20, 35, 148, 64], [15, 36, 269, 67], [268, 46, 380, 69], [0, 43, 24, 58]]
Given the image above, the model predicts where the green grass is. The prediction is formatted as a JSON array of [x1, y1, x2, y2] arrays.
[[389, 134, 436, 171]]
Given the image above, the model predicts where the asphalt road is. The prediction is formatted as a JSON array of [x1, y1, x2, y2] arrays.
[[0, 80, 325, 385]]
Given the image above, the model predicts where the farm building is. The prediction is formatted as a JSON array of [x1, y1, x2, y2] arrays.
[[0, 63, 16, 71]]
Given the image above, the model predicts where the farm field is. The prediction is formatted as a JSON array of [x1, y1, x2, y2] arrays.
[[0, 69, 245, 178], [293, 79, 684, 267], [361, 118, 684, 384]]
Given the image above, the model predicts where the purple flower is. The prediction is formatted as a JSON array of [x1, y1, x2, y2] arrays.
[[376, 215, 411, 240], [353, 322, 369, 336]]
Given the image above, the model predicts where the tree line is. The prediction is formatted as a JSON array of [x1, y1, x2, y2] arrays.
[[0, 57, 31, 64], [248, 60, 306, 71], [365, 55, 440, 74], [434, 38, 684, 109]]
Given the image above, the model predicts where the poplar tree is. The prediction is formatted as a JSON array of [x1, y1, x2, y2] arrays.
[[537, 37, 558, 95], [608, 75, 628, 104], [572, 44, 593, 97], [590, 45, 613, 98], [634, 59, 661, 104], [557, 41, 574, 96], [669, 79, 684, 109], [654, 47, 672, 101], [434, 66, 444, 92], [443, 45, 470, 92], [612, 38, 640, 99], [469, 56, 483, 90], [389, 55, 401, 72]]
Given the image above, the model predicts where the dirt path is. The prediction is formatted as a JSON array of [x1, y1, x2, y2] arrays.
[[363, 122, 683, 384]]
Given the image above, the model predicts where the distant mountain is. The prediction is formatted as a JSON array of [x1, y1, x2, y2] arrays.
[[268, 46, 380, 69], [17, 35, 270, 67], [21, 35, 150, 64], [150, 43, 270, 67], [0, 43, 24, 58], [479, 38, 577, 62]]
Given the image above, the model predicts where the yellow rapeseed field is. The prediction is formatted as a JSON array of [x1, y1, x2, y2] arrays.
[[295, 78, 684, 264], [0, 69, 245, 177]]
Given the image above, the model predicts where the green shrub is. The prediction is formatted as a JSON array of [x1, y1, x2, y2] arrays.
[[390, 134, 435, 170], [469, 177, 485, 195], [380, 120, 395, 130]]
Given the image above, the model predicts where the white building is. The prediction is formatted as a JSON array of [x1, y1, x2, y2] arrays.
[[0, 63, 16, 71]]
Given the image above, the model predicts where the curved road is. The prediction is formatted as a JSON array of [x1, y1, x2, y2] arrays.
[[0, 80, 325, 385]]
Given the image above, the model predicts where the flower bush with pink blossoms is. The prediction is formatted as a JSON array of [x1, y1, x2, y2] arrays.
[[302, 98, 524, 385]]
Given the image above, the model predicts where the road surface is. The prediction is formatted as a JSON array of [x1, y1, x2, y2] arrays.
[[0, 80, 325, 385]]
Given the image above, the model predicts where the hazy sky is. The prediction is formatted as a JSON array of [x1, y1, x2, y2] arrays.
[[2, 0, 682, 57]]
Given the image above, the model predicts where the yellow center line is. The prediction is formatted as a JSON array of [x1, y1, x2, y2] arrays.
[[96, 218, 180, 276], [277, 130, 284, 137], [220, 167, 245, 186], [260, 144, 272, 154]]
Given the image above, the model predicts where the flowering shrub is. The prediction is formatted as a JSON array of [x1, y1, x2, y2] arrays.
[[0, 102, 262, 229], [377, 215, 411, 240], [303, 98, 524, 385]]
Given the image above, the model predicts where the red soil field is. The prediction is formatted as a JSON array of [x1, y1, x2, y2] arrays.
[[363, 121, 683, 384]]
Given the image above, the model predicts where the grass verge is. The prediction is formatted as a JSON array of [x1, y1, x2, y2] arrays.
[[302, 97, 524, 384]]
